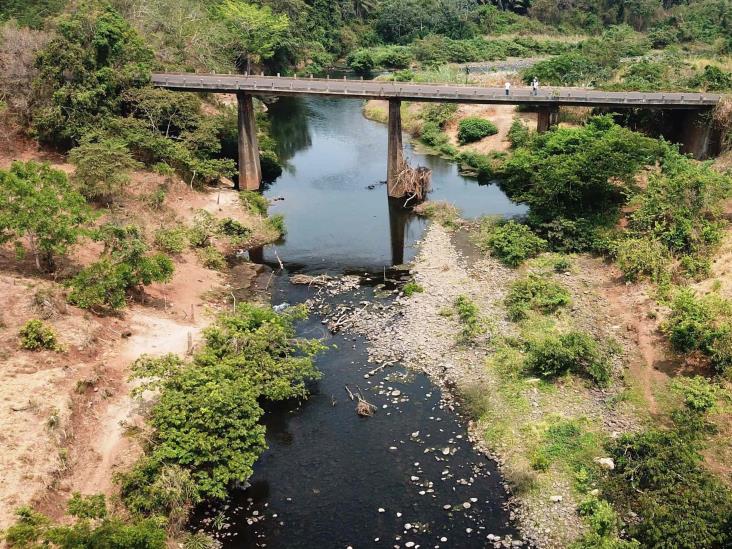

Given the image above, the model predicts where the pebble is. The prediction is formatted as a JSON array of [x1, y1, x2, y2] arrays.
[[550, 495, 563, 503], [462, 502, 471, 509], [378, 508, 385, 513]]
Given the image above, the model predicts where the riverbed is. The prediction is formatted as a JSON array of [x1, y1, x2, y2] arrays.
[[194, 96, 528, 547]]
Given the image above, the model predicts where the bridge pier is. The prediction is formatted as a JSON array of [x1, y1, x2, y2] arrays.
[[537, 106, 560, 133], [678, 109, 721, 160], [237, 92, 262, 191], [387, 99, 405, 198]]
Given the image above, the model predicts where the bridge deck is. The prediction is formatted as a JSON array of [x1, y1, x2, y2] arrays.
[[151, 73, 721, 109]]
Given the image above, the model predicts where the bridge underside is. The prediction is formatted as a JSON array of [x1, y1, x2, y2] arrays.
[[206, 74, 721, 192]]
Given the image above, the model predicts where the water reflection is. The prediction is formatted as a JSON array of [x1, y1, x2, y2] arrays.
[[261, 96, 526, 274]]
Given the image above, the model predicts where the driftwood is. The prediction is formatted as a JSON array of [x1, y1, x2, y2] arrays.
[[290, 273, 332, 286], [395, 160, 432, 205], [345, 384, 376, 416]]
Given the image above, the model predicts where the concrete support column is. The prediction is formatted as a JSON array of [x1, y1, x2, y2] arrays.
[[237, 92, 261, 191], [678, 108, 721, 160], [537, 106, 560, 133], [387, 99, 405, 198]]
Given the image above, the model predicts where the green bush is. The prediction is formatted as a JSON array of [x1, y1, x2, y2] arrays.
[[123, 304, 324, 501], [457, 117, 498, 144], [346, 49, 375, 74], [671, 376, 722, 414], [68, 139, 141, 202], [218, 217, 252, 244], [3, 495, 166, 548], [421, 103, 458, 129], [68, 225, 174, 311], [18, 319, 61, 351], [505, 274, 571, 321], [196, 246, 227, 270], [153, 227, 188, 254], [526, 331, 611, 386], [239, 191, 269, 216], [267, 213, 287, 238], [477, 219, 547, 267], [688, 65, 732, 92], [455, 295, 484, 342], [614, 237, 671, 283], [507, 119, 531, 149], [403, 281, 424, 297], [187, 209, 217, 247]]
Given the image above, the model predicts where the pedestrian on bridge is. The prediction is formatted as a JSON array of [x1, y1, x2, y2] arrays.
[[532, 77, 539, 96], [505, 81, 511, 96]]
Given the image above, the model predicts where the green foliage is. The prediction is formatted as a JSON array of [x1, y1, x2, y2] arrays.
[[571, 497, 639, 549], [197, 246, 227, 271], [403, 281, 424, 297], [218, 0, 290, 70], [3, 496, 166, 548], [523, 52, 610, 86], [68, 139, 142, 202], [457, 117, 498, 144], [239, 191, 269, 216], [614, 237, 671, 283], [218, 217, 252, 244], [689, 65, 732, 92], [421, 103, 458, 129], [605, 426, 732, 548], [68, 224, 174, 311], [505, 274, 571, 321], [33, 5, 153, 147], [663, 288, 732, 374], [507, 119, 531, 149], [414, 200, 461, 229], [123, 304, 324, 501], [0, 161, 92, 272], [530, 418, 603, 473], [18, 319, 60, 351], [187, 209, 217, 248], [347, 49, 375, 74], [526, 331, 611, 386], [153, 227, 188, 254], [498, 116, 663, 230], [671, 376, 723, 413], [476, 219, 547, 267], [454, 295, 485, 342], [267, 213, 287, 238]]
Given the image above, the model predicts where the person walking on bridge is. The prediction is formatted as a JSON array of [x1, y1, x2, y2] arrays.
[[532, 77, 539, 96], [505, 81, 511, 96]]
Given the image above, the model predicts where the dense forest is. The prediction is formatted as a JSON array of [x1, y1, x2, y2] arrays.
[[1, 0, 732, 548]]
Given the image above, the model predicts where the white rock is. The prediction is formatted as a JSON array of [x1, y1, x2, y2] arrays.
[[441, 447, 450, 455], [378, 508, 385, 513], [550, 495, 563, 503], [440, 537, 448, 542], [594, 457, 615, 470], [462, 502, 471, 509]]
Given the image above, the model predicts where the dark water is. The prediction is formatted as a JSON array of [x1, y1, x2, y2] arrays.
[[195, 97, 528, 547]]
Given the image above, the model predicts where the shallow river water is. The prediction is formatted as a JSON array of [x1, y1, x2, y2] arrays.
[[194, 96, 528, 548]]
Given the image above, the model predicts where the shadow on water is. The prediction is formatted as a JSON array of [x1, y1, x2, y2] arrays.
[[192, 97, 528, 547]]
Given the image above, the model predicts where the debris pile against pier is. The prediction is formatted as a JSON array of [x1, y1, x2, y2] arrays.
[[395, 160, 432, 205]]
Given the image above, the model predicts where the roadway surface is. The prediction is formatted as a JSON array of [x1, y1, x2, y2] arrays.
[[152, 73, 721, 109]]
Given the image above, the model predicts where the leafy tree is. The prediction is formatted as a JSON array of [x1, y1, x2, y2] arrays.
[[32, 4, 154, 147], [0, 161, 92, 272], [68, 224, 174, 311], [219, 0, 290, 72], [458, 117, 498, 144], [3, 495, 166, 548], [69, 139, 142, 202]]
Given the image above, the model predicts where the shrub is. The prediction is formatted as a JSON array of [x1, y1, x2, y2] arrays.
[[218, 217, 251, 244], [239, 191, 269, 216], [0, 161, 93, 272], [413, 201, 461, 229], [477, 219, 547, 267], [455, 295, 484, 342], [526, 331, 611, 386], [457, 117, 498, 144], [3, 495, 166, 548], [153, 227, 188, 254], [68, 139, 141, 202], [346, 49, 375, 74], [197, 246, 227, 270], [507, 119, 531, 148], [68, 225, 174, 311], [688, 65, 732, 92], [18, 319, 60, 351], [614, 237, 671, 283], [267, 213, 286, 238], [123, 305, 324, 501], [187, 209, 217, 247], [671, 376, 722, 414], [421, 103, 458, 128], [505, 274, 571, 321], [403, 281, 424, 297]]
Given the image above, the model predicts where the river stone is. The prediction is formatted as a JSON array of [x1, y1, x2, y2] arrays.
[[594, 457, 615, 470], [550, 495, 563, 503]]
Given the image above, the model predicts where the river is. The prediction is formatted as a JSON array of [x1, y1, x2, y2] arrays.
[[194, 96, 528, 548]]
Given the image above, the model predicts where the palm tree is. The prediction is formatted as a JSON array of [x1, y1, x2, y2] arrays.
[[353, 0, 378, 19]]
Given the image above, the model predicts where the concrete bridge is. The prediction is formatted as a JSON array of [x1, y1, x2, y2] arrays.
[[151, 73, 723, 195]]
